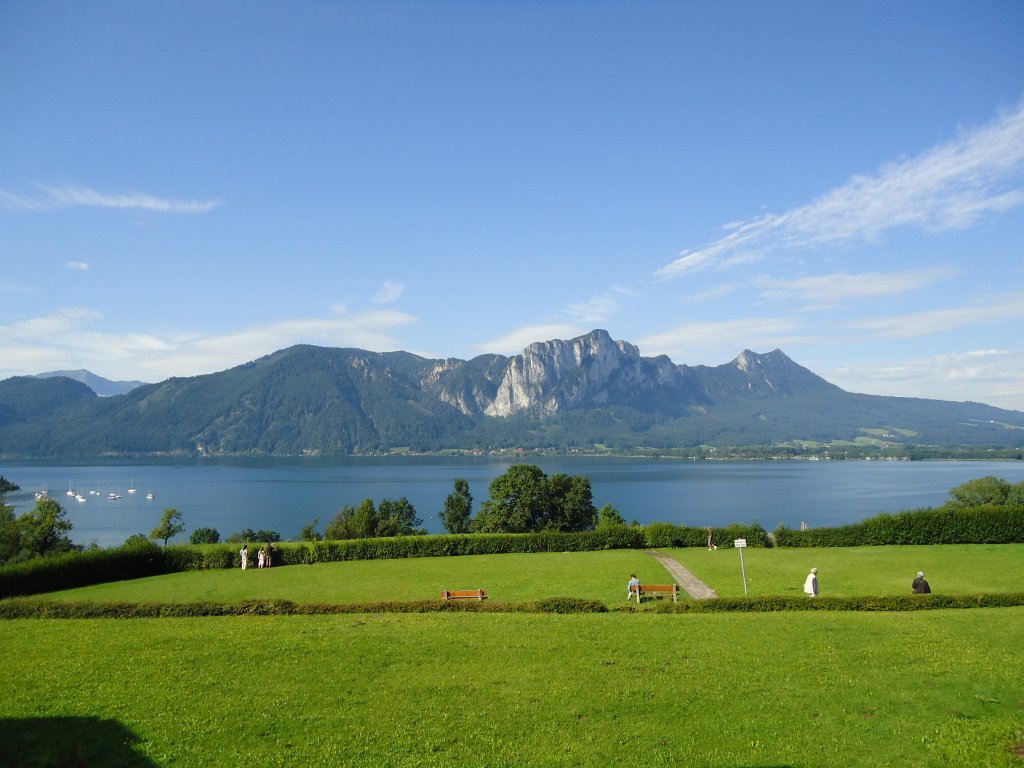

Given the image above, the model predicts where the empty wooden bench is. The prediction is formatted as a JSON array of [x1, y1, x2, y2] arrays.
[[639, 584, 679, 603], [441, 589, 487, 601]]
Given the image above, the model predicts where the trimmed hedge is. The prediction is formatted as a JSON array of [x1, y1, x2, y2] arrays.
[[0, 541, 173, 599], [644, 521, 771, 549], [3, 592, 1022, 619], [647, 592, 1024, 613], [775, 505, 1024, 547]]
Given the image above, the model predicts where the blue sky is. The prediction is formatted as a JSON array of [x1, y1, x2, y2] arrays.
[[3, 1, 1024, 411]]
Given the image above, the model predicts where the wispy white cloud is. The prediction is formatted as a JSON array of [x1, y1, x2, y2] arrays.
[[0, 183, 221, 213], [682, 281, 744, 303], [754, 266, 958, 304], [657, 100, 1024, 278], [844, 291, 1024, 339], [67, 261, 90, 271], [372, 280, 406, 305], [474, 324, 586, 356], [564, 292, 622, 324], [636, 317, 808, 363], [824, 348, 1024, 410], [0, 307, 417, 382]]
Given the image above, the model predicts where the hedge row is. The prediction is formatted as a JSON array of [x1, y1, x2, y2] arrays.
[[775, 505, 1024, 547], [646, 592, 1024, 612], [645, 521, 770, 549], [3, 592, 1022, 619], [0, 528, 648, 599], [0, 542, 173, 599]]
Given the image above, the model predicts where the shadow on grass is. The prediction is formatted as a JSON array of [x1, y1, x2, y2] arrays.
[[0, 716, 155, 767]]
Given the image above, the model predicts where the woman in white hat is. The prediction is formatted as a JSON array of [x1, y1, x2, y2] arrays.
[[803, 567, 818, 597]]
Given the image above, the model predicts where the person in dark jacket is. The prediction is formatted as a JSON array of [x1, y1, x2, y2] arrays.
[[912, 571, 931, 594]]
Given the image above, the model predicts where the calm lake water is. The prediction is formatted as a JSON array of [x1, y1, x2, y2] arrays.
[[3, 457, 1024, 548]]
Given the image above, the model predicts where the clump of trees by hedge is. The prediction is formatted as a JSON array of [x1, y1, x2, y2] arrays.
[[0, 497, 74, 564]]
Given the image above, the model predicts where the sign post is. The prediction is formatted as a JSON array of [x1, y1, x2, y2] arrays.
[[734, 538, 748, 597]]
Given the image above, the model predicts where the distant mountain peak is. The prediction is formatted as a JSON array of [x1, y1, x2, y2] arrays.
[[34, 370, 148, 397]]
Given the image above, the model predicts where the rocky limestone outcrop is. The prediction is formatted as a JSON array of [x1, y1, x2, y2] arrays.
[[485, 329, 686, 417]]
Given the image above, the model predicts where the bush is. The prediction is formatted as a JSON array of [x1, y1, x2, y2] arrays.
[[531, 596, 608, 613]]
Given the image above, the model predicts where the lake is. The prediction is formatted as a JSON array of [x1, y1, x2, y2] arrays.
[[3, 457, 1024, 548]]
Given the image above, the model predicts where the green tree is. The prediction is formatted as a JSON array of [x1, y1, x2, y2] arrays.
[[18, 497, 74, 558], [351, 499, 378, 539], [440, 478, 473, 534], [190, 527, 221, 544], [471, 464, 597, 534], [596, 503, 626, 527], [473, 464, 551, 533], [545, 473, 596, 532], [253, 529, 281, 543], [226, 528, 256, 544], [298, 517, 323, 542], [150, 507, 185, 548], [0, 502, 20, 564], [376, 497, 424, 537], [946, 476, 1011, 508], [326, 502, 377, 540], [1008, 481, 1024, 507]]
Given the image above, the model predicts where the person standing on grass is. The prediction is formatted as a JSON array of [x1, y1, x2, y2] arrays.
[[627, 574, 640, 602], [267, 542, 275, 567], [240, 544, 249, 570], [803, 567, 818, 597], [706, 526, 717, 550], [912, 571, 931, 594], [258, 547, 266, 569]]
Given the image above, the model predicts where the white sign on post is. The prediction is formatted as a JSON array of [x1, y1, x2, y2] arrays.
[[734, 539, 749, 596]]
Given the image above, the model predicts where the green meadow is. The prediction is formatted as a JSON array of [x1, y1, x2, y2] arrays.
[[35, 544, 1024, 603], [3, 546, 1023, 767]]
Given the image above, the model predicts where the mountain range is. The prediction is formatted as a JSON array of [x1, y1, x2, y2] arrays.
[[33, 369, 149, 397], [1, 329, 1022, 458]]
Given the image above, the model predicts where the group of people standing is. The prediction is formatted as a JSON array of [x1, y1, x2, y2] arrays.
[[238, 543, 275, 570]]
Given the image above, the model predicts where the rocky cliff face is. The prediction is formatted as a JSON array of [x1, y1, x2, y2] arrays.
[[484, 329, 691, 417]]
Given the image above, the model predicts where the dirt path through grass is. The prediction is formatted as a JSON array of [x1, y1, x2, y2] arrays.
[[647, 549, 718, 599]]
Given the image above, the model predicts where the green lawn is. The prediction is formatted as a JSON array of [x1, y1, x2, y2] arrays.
[[38, 544, 1024, 605], [671, 544, 1024, 598], [5, 545, 1024, 766], [2, 610, 1022, 767], [41, 549, 664, 605]]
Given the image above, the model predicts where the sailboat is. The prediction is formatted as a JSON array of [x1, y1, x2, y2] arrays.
[[128, 479, 137, 494]]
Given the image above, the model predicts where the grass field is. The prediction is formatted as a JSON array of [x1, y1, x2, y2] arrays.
[[2, 610, 1022, 767], [3, 545, 1024, 767], [670, 543, 1024, 598], [37, 544, 1024, 604]]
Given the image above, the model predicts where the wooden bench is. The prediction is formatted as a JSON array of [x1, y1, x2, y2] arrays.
[[638, 584, 678, 603], [441, 589, 487, 601]]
